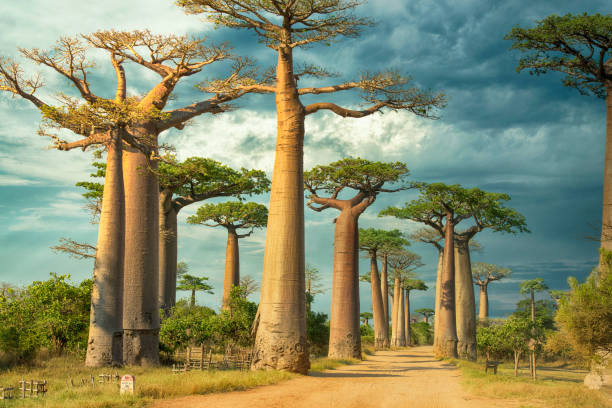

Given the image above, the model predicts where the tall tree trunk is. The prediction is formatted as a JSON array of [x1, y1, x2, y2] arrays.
[[369, 252, 386, 349], [454, 239, 477, 361], [222, 228, 240, 311], [122, 134, 160, 366], [253, 45, 309, 374], [434, 213, 458, 358], [396, 287, 406, 347], [404, 289, 411, 346], [601, 90, 612, 268], [86, 131, 124, 367], [478, 284, 489, 320], [391, 277, 400, 346], [433, 250, 444, 352], [158, 192, 178, 316], [380, 254, 390, 348], [328, 209, 361, 359], [190, 289, 196, 308]]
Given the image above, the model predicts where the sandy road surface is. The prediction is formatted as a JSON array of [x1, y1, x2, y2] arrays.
[[152, 346, 520, 408]]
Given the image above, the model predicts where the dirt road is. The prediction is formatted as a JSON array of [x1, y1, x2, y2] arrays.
[[152, 346, 519, 408]]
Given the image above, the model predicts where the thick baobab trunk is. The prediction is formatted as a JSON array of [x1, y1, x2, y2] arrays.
[[391, 277, 400, 346], [222, 228, 240, 311], [123, 136, 160, 366], [253, 46, 309, 374], [158, 193, 178, 316], [369, 253, 386, 349], [328, 209, 361, 359], [396, 288, 406, 347], [434, 214, 458, 358], [454, 239, 477, 361], [86, 131, 124, 367], [601, 90, 612, 267], [433, 251, 443, 350], [380, 254, 390, 347], [478, 284, 489, 320], [404, 289, 411, 346]]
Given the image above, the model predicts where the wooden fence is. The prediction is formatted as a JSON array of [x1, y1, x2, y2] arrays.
[[173, 346, 253, 372]]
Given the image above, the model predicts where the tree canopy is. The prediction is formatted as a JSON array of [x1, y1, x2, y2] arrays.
[[359, 228, 409, 255], [519, 278, 549, 295], [187, 201, 268, 236], [472, 262, 512, 286], [504, 13, 612, 98]]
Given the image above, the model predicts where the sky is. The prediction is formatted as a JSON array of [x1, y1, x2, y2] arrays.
[[0, 0, 608, 319]]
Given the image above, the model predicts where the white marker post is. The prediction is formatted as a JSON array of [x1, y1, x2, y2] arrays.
[[120, 375, 135, 395]]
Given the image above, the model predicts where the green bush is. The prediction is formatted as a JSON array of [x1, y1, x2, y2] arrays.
[[306, 310, 329, 356], [410, 322, 433, 345]]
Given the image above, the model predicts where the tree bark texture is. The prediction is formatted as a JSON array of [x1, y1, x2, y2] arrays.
[[85, 132, 124, 367], [158, 193, 178, 316], [433, 251, 443, 351], [396, 288, 406, 347], [454, 239, 477, 361], [391, 277, 400, 346], [404, 289, 411, 346], [478, 284, 488, 320], [369, 252, 386, 349], [380, 254, 390, 348], [122, 136, 160, 366], [222, 228, 240, 311], [601, 90, 612, 267], [252, 46, 309, 374], [328, 209, 361, 359], [434, 214, 458, 359]]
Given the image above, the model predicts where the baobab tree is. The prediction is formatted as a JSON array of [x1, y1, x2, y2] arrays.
[[504, 13, 612, 268], [187, 201, 268, 310], [403, 278, 428, 346], [176, 0, 445, 373], [360, 312, 373, 327], [415, 308, 434, 324], [305, 264, 325, 312], [0, 30, 266, 366], [240, 275, 260, 299], [359, 228, 409, 349], [380, 182, 528, 358], [472, 262, 512, 320], [387, 249, 423, 347], [304, 158, 409, 358], [176, 273, 214, 308], [520, 278, 549, 380], [158, 157, 269, 313]]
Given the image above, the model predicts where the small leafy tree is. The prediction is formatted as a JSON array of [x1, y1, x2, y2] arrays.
[[476, 324, 505, 361], [305, 264, 325, 312], [472, 262, 512, 320], [360, 312, 373, 327], [415, 308, 434, 324], [176, 274, 214, 308], [501, 317, 532, 376], [519, 278, 549, 380]]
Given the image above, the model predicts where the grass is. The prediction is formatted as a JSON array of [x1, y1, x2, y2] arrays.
[[0, 355, 294, 408], [308, 357, 361, 373], [450, 359, 612, 408]]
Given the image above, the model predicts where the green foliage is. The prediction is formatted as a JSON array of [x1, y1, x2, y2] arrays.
[[304, 157, 410, 196], [0, 274, 91, 362], [187, 201, 268, 233], [519, 278, 549, 295], [556, 252, 612, 362], [176, 273, 214, 307], [75, 161, 105, 201], [504, 13, 612, 98], [411, 321, 433, 345], [159, 156, 270, 199], [476, 324, 506, 360], [360, 311, 373, 326], [306, 310, 330, 357], [415, 308, 434, 321], [360, 323, 374, 337], [403, 278, 427, 292], [358, 228, 409, 253], [472, 262, 512, 285], [159, 300, 216, 353], [379, 182, 529, 236], [512, 299, 556, 330]]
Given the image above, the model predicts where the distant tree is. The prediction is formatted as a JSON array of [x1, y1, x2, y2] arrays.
[[501, 317, 532, 376], [505, 13, 612, 266], [177, 261, 189, 278], [359, 228, 409, 349], [548, 289, 567, 309], [520, 278, 549, 380], [360, 312, 373, 327], [403, 278, 428, 346], [415, 308, 435, 324], [472, 262, 512, 319], [187, 201, 267, 310], [176, 274, 214, 308], [381, 182, 528, 359], [305, 264, 325, 312], [239, 275, 259, 299], [305, 158, 409, 358]]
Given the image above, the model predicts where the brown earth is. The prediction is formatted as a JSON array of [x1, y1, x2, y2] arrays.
[[151, 346, 522, 408]]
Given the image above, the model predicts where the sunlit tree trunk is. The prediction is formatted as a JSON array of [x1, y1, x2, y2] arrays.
[[404, 289, 411, 346], [434, 213, 458, 358], [158, 192, 178, 316], [454, 239, 476, 361], [253, 45, 309, 374], [396, 288, 406, 346], [380, 254, 390, 347], [222, 228, 240, 311], [328, 209, 361, 359], [369, 251, 386, 349], [478, 284, 488, 320], [391, 277, 401, 346], [86, 131, 124, 367], [601, 89, 612, 269], [433, 251, 443, 351], [122, 128, 160, 366]]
